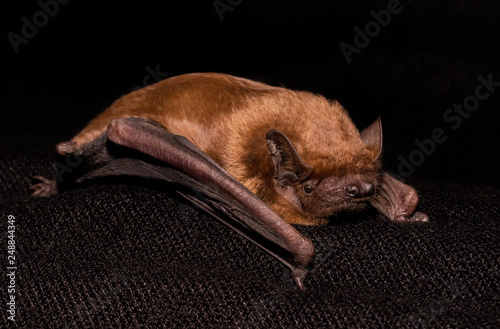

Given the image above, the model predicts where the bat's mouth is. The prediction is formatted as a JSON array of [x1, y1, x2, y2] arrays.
[[306, 198, 372, 218]]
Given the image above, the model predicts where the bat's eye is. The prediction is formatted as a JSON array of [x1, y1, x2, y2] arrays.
[[303, 184, 314, 195]]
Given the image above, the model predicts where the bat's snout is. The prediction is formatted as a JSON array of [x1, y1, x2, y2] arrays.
[[314, 175, 375, 204]]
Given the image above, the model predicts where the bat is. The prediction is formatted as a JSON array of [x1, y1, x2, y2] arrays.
[[31, 73, 428, 289]]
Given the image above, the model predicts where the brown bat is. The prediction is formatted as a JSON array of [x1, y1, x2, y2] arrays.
[[31, 72, 428, 289]]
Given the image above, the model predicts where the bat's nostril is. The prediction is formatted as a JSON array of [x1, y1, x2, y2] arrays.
[[344, 185, 359, 197], [364, 183, 374, 195], [344, 183, 374, 197]]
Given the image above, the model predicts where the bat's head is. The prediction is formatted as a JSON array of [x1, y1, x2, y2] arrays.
[[266, 117, 382, 223]]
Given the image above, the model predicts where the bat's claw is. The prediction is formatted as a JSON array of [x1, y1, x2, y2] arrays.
[[30, 176, 58, 197], [410, 211, 429, 222], [291, 268, 308, 291], [395, 211, 429, 222]]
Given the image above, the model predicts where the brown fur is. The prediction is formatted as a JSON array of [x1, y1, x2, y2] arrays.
[[64, 73, 381, 225]]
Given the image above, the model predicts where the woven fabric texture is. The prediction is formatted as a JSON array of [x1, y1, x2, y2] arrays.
[[0, 152, 499, 328]]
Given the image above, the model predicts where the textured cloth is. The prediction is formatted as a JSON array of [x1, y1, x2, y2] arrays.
[[0, 152, 498, 328]]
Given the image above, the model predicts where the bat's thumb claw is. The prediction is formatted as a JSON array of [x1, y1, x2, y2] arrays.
[[411, 211, 429, 222], [292, 268, 308, 291], [395, 211, 429, 222]]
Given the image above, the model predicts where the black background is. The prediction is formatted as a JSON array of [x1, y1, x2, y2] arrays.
[[3, 0, 500, 186]]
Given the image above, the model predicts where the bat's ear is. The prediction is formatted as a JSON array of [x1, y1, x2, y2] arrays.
[[360, 116, 383, 160], [266, 129, 313, 186]]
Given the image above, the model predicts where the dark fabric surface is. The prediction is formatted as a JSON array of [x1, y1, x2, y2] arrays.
[[1, 152, 498, 328]]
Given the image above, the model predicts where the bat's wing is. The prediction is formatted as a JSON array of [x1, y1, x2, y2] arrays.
[[57, 117, 315, 289], [371, 172, 429, 222]]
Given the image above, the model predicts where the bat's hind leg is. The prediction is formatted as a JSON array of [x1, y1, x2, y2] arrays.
[[56, 112, 148, 156], [56, 120, 113, 156], [56, 141, 79, 156], [30, 176, 58, 197]]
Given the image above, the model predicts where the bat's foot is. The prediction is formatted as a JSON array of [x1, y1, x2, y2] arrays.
[[56, 141, 78, 156], [392, 211, 429, 222], [30, 176, 58, 197]]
